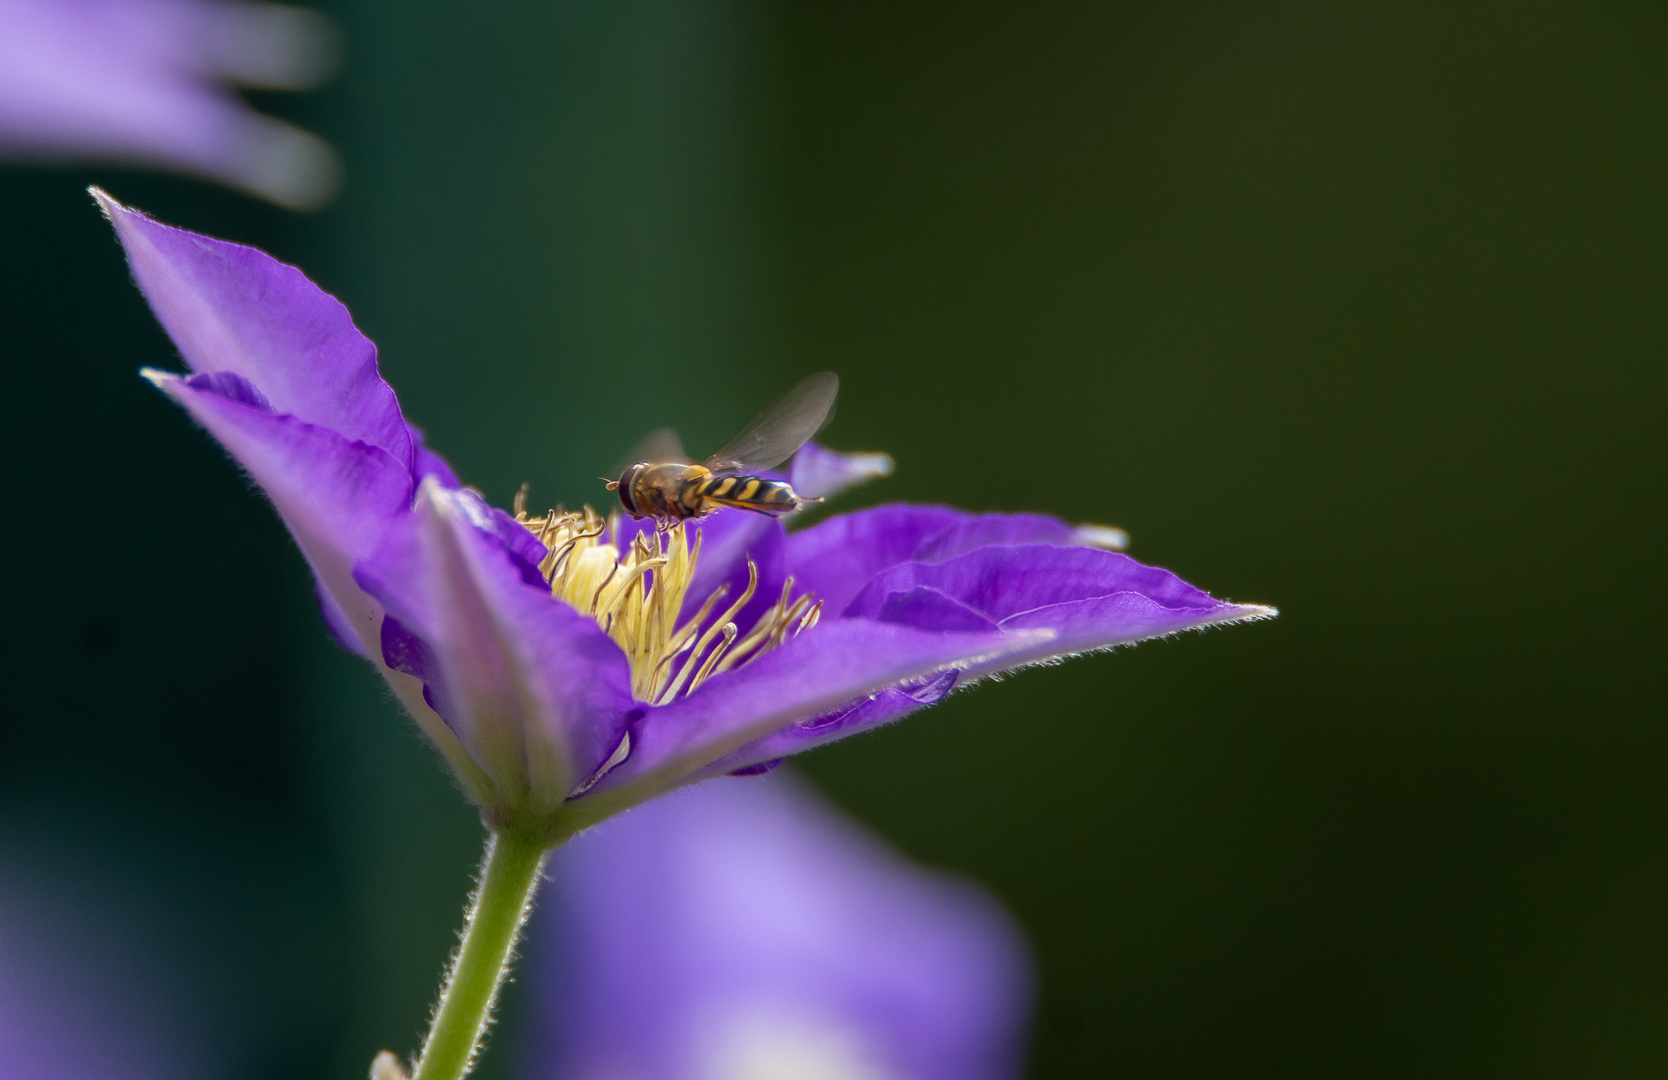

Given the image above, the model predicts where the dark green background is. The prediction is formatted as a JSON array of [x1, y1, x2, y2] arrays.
[[3, 1, 1665, 1076]]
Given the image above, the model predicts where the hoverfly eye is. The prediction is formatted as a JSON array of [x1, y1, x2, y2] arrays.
[[616, 464, 642, 515]]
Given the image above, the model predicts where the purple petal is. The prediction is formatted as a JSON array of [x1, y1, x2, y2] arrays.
[[353, 480, 635, 816], [908, 512, 1078, 562], [788, 504, 1120, 617], [789, 507, 1130, 620], [314, 577, 368, 657], [570, 620, 1049, 822], [786, 504, 970, 615], [872, 588, 1001, 633], [690, 515, 789, 643], [448, 488, 548, 588], [846, 544, 1218, 621], [789, 441, 895, 500], [685, 510, 777, 593], [97, 191, 411, 471], [727, 758, 784, 777], [697, 671, 960, 779], [844, 544, 1276, 673], [527, 773, 1031, 1080], [0, 869, 214, 1080], [181, 369, 271, 410], [407, 421, 460, 488], [378, 613, 442, 692], [144, 368, 411, 656], [6, 8, 338, 209]]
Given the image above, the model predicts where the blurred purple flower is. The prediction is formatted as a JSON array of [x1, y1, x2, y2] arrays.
[[0, 0, 339, 208], [101, 191, 1274, 836], [523, 773, 1031, 1080], [0, 873, 208, 1080]]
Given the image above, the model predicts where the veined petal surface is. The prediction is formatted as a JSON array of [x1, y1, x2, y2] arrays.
[[788, 503, 1101, 615], [846, 543, 1275, 673], [694, 671, 962, 781], [571, 620, 1050, 824], [354, 479, 635, 821], [786, 504, 969, 614], [98, 189, 412, 472]]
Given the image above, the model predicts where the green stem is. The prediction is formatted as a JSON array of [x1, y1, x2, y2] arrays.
[[411, 828, 550, 1080]]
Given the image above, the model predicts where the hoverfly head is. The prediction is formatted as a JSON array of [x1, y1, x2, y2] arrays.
[[613, 463, 645, 515]]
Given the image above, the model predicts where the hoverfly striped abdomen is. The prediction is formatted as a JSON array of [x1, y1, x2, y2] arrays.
[[604, 372, 840, 523], [696, 473, 810, 516]]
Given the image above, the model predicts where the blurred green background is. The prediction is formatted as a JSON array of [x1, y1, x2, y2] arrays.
[[3, 0, 1666, 1076]]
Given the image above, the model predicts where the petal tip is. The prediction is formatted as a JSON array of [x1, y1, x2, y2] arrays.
[[88, 186, 147, 226], [88, 186, 137, 229], [1071, 523, 1131, 551], [1215, 603, 1278, 625], [89, 187, 158, 252]]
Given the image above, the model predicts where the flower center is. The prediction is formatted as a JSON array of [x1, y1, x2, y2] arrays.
[[515, 501, 821, 705]]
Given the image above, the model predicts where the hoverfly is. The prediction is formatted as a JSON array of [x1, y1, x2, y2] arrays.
[[606, 371, 839, 523]]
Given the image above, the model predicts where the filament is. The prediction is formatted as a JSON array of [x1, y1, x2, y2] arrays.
[[514, 505, 817, 704]]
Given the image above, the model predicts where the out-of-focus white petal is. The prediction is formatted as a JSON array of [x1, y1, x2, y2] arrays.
[[198, 1, 342, 88], [790, 441, 896, 501], [217, 114, 341, 210], [1070, 522, 1131, 550]]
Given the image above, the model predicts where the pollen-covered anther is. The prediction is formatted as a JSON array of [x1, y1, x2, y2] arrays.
[[515, 503, 821, 705]]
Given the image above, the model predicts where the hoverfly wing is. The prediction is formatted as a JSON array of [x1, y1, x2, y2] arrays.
[[610, 426, 690, 476], [705, 371, 839, 472]]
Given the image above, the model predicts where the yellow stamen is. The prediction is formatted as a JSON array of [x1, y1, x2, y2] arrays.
[[514, 505, 819, 703]]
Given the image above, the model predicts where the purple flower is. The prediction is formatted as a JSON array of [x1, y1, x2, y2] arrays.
[[0, 875, 208, 1080], [0, 0, 339, 208], [522, 772, 1031, 1080], [102, 190, 1274, 837]]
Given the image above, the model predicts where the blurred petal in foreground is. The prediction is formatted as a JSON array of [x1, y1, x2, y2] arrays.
[[524, 773, 1033, 1080], [0, 0, 340, 208], [0, 864, 210, 1080]]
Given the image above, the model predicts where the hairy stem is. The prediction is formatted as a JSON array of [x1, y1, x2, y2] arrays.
[[410, 828, 550, 1080]]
